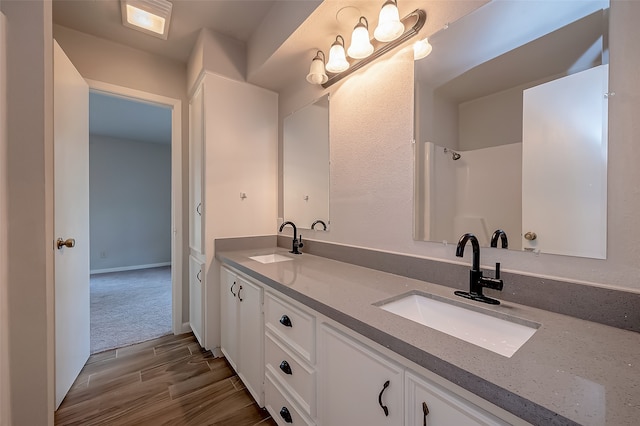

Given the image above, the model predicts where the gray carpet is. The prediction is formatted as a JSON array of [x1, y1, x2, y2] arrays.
[[90, 266, 172, 354]]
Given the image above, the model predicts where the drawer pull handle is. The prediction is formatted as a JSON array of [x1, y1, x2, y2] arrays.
[[230, 281, 236, 297], [279, 360, 292, 375], [279, 314, 292, 327], [238, 285, 243, 302], [196, 202, 202, 216], [196, 270, 202, 282], [279, 406, 293, 423], [378, 380, 390, 417], [422, 401, 430, 426]]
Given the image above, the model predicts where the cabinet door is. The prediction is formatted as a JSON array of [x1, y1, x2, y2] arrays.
[[189, 83, 204, 253], [406, 371, 507, 426], [220, 267, 239, 371], [189, 255, 204, 346], [318, 324, 403, 426], [237, 276, 264, 406]]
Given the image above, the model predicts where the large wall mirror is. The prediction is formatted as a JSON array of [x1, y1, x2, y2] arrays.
[[283, 94, 330, 230], [414, 0, 609, 259]]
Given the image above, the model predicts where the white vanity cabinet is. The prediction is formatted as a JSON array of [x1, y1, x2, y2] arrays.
[[405, 371, 509, 426], [220, 264, 526, 426], [220, 266, 264, 406], [188, 255, 204, 346], [263, 291, 317, 425], [317, 324, 404, 426]]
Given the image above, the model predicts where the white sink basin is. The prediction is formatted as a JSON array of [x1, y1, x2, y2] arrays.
[[249, 254, 293, 264], [377, 293, 538, 357]]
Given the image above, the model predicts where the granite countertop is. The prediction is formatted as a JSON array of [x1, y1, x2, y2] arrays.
[[217, 248, 640, 426]]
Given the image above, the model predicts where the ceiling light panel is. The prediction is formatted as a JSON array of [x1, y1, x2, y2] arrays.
[[121, 0, 173, 40]]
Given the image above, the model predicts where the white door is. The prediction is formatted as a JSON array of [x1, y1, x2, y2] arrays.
[[53, 41, 90, 409], [237, 276, 264, 406], [522, 65, 608, 258]]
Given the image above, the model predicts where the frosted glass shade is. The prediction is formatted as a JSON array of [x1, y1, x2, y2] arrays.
[[326, 37, 350, 73], [413, 38, 432, 60], [374, 0, 404, 42], [347, 18, 374, 59], [306, 55, 328, 85]]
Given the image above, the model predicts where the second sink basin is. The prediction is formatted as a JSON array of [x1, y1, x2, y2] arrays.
[[376, 292, 539, 357], [249, 254, 293, 264]]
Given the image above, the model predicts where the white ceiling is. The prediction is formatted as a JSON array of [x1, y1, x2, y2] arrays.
[[52, 0, 279, 63]]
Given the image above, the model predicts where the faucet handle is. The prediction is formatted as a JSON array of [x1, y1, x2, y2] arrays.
[[298, 234, 304, 248], [495, 262, 500, 279]]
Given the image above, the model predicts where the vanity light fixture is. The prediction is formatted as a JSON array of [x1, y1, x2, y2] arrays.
[[306, 9, 426, 88], [325, 35, 350, 73], [374, 0, 405, 42], [348, 17, 374, 59], [413, 37, 433, 60], [121, 0, 173, 40], [306, 51, 329, 85]]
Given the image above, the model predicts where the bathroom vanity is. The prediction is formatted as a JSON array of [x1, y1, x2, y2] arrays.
[[217, 247, 640, 426]]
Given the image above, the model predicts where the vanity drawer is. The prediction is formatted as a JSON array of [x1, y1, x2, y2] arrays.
[[265, 330, 315, 416], [265, 370, 314, 426], [265, 292, 315, 363]]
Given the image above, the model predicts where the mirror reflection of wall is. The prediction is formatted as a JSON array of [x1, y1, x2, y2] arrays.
[[283, 94, 330, 230], [414, 0, 609, 259]]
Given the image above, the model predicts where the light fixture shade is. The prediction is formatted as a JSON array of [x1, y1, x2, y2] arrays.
[[306, 51, 328, 85], [374, 0, 405, 42], [347, 17, 374, 59], [121, 0, 173, 40], [413, 38, 432, 60], [326, 36, 350, 73]]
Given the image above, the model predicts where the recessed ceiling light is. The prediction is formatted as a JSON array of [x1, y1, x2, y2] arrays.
[[121, 0, 172, 40]]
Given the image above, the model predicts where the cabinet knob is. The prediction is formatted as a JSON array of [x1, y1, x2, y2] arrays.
[[422, 401, 430, 426], [378, 380, 390, 417], [279, 360, 292, 375], [279, 406, 293, 423], [279, 314, 292, 327]]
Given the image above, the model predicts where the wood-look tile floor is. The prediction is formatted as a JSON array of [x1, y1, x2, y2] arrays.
[[55, 332, 277, 426]]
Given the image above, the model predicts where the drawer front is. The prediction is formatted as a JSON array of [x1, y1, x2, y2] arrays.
[[265, 331, 315, 416], [265, 371, 314, 426], [264, 292, 315, 363]]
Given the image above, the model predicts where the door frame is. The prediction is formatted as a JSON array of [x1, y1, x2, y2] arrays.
[[86, 79, 184, 334]]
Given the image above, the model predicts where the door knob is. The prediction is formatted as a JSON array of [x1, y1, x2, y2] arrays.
[[56, 238, 76, 250], [524, 232, 537, 241]]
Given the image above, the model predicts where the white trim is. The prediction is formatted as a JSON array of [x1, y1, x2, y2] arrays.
[[181, 322, 193, 334], [90, 262, 171, 275], [84, 79, 183, 336]]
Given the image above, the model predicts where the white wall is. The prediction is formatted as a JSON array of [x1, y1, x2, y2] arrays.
[[279, 0, 640, 292], [0, 9, 10, 426], [89, 135, 171, 272], [1, 1, 55, 424]]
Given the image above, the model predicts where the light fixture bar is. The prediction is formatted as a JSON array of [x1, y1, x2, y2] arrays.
[[321, 9, 426, 88]]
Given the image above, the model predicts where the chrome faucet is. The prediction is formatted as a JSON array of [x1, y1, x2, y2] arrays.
[[311, 220, 327, 231], [454, 233, 503, 305], [279, 221, 303, 254], [490, 229, 508, 248]]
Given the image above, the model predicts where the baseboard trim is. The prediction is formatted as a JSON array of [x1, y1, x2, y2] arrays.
[[180, 322, 192, 334], [90, 262, 171, 275]]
